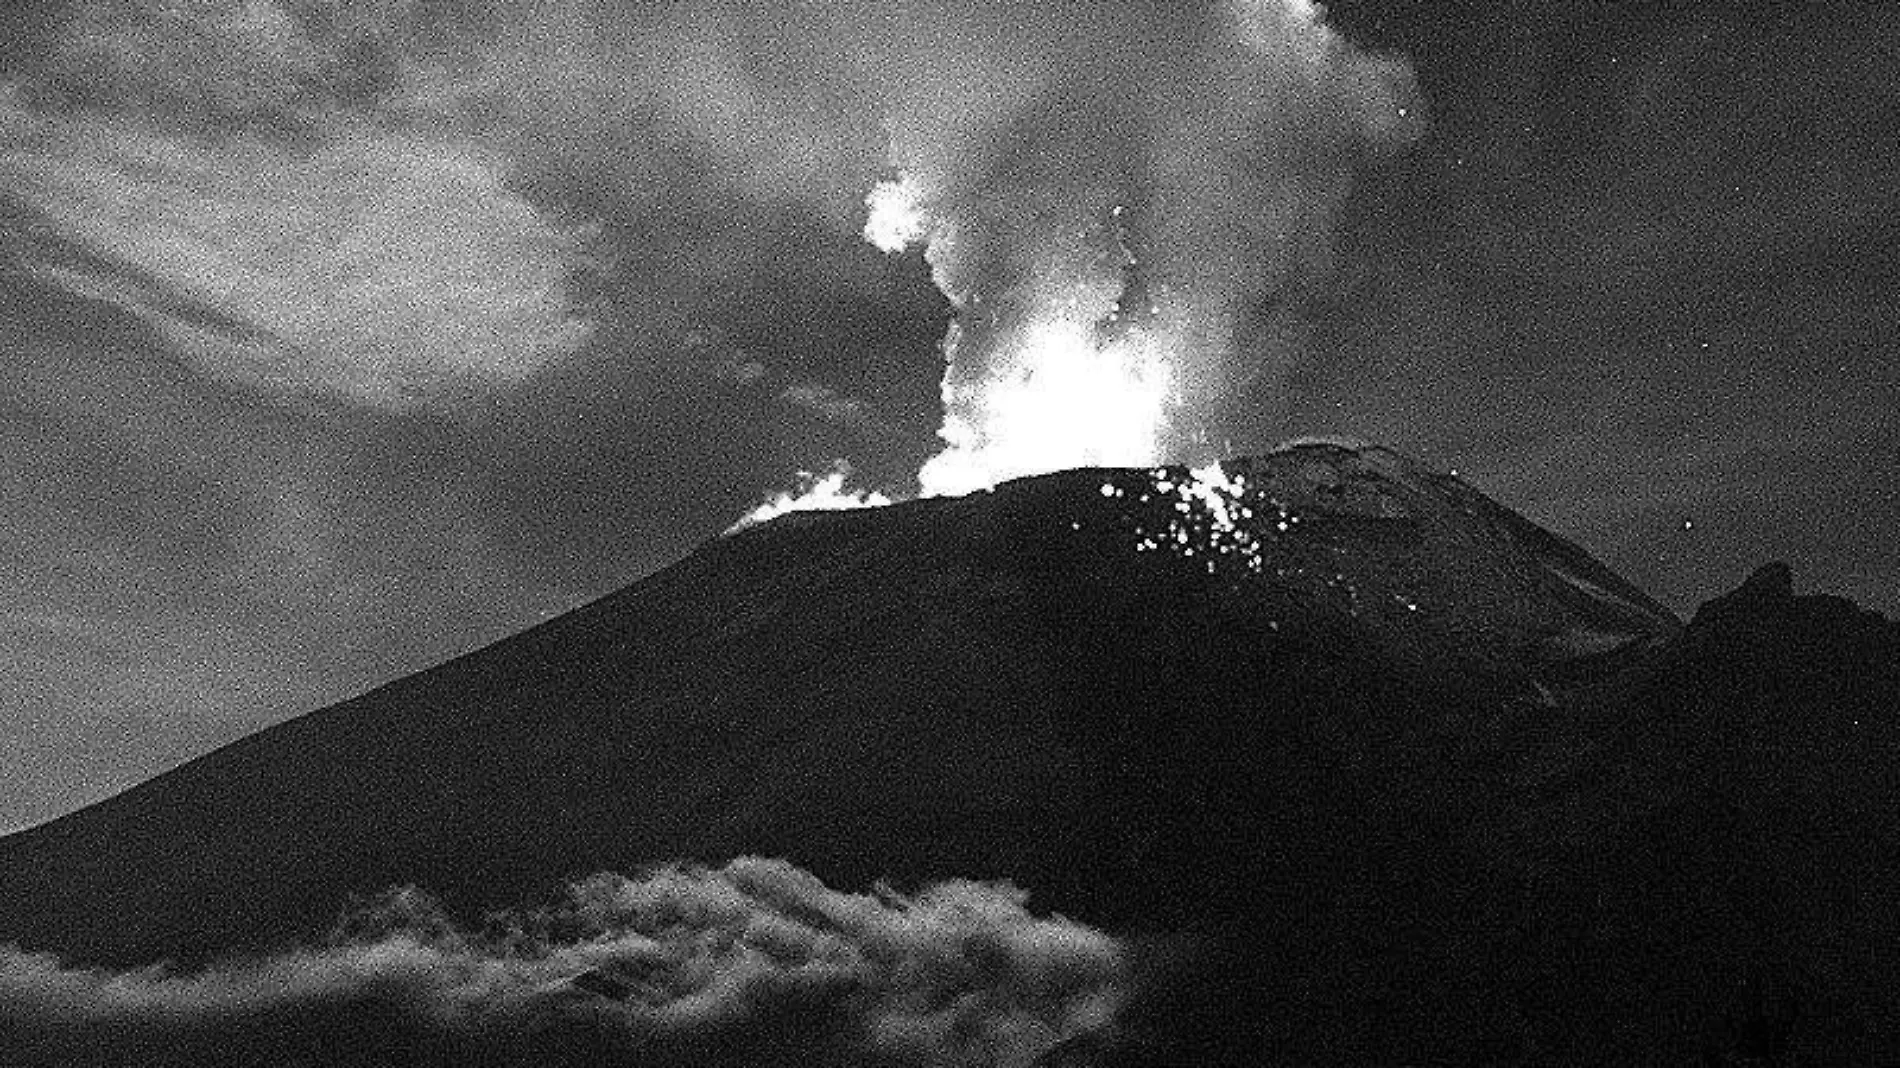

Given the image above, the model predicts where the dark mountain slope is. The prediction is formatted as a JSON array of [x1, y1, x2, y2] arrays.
[[1, 442, 1893, 1065]]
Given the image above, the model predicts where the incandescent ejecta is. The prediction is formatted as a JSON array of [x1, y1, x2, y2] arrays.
[[747, 0, 1421, 516]]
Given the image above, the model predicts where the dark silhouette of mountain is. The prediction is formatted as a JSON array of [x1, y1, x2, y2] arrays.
[[1, 441, 1893, 1065]]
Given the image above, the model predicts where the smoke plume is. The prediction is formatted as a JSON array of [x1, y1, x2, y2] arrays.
[[4, 0, 1414, 479], [0, 857, 1124, 1067], [868, 0, 1422, 494]]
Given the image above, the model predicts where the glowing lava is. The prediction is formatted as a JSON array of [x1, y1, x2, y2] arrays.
[[919, 319, 1175, 498], [734, 173, 1182, 525], [729, 462, 893, 533], [862, 176, 930, 255]]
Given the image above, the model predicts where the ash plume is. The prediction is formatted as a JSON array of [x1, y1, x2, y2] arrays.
[[873, 0, 1423, 493], [4, 0, 1414, 491]]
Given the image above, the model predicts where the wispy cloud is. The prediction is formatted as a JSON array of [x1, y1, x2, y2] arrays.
[[0, 857, 1125, 1067], [0, 100, 593, 412]]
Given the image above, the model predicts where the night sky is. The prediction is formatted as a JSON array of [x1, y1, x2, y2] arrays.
[[1, 0, 1894, 830]]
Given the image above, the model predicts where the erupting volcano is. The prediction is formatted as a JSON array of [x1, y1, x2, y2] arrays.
[[746, 0, 1421, 516], [4, 440, 1897, 1065], [3, 0, 1895, 1065]]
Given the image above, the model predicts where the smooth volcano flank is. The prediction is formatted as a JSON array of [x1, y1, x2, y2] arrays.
[[2, 441, 1896, 1066]]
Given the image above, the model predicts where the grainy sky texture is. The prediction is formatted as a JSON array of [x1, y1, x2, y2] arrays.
[[1, 0, 1895, 829]]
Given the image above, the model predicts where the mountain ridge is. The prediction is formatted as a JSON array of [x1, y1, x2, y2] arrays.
[[1, 441, 1894, 1065]]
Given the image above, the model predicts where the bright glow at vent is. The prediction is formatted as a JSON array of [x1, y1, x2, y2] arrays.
[[919, 320, 1174, 497], [862, 176, 930, 254]]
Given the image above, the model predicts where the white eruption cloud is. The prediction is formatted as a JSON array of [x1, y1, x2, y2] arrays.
[[871, 0, 1422, 495], [0, 857, 1125, 1067], [0, 0, 1416, 523], [738, 0, 1421, 517]]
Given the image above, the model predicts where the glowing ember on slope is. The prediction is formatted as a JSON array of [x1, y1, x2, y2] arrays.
[[1095, 462, 1300, 576], [1181, 462, 1248, 530], [727, 462, 893, 533]]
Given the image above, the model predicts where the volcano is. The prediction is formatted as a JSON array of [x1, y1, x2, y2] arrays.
[[1, 441, 1895, 1065]]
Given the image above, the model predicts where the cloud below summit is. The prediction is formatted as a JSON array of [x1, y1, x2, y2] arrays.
[[0, 857, 1125, 1068]]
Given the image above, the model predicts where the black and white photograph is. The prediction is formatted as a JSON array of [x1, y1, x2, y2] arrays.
[[0, 0, 1895, 1063]]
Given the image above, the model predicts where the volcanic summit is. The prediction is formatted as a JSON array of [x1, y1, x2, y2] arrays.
[[1, 441, 1894, 1066]]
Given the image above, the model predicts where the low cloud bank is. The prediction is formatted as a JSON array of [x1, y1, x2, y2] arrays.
[[0, 857, 1124, 1067]]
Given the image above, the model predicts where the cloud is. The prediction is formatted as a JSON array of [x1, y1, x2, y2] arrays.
[[780, 383, 884, 431], [856, 0, 1423, 492], [0, 101, 594, 413], [0, 857, 1125, 1068], [0, 0, 1428, 825], [6, 0, 1419, 439]]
